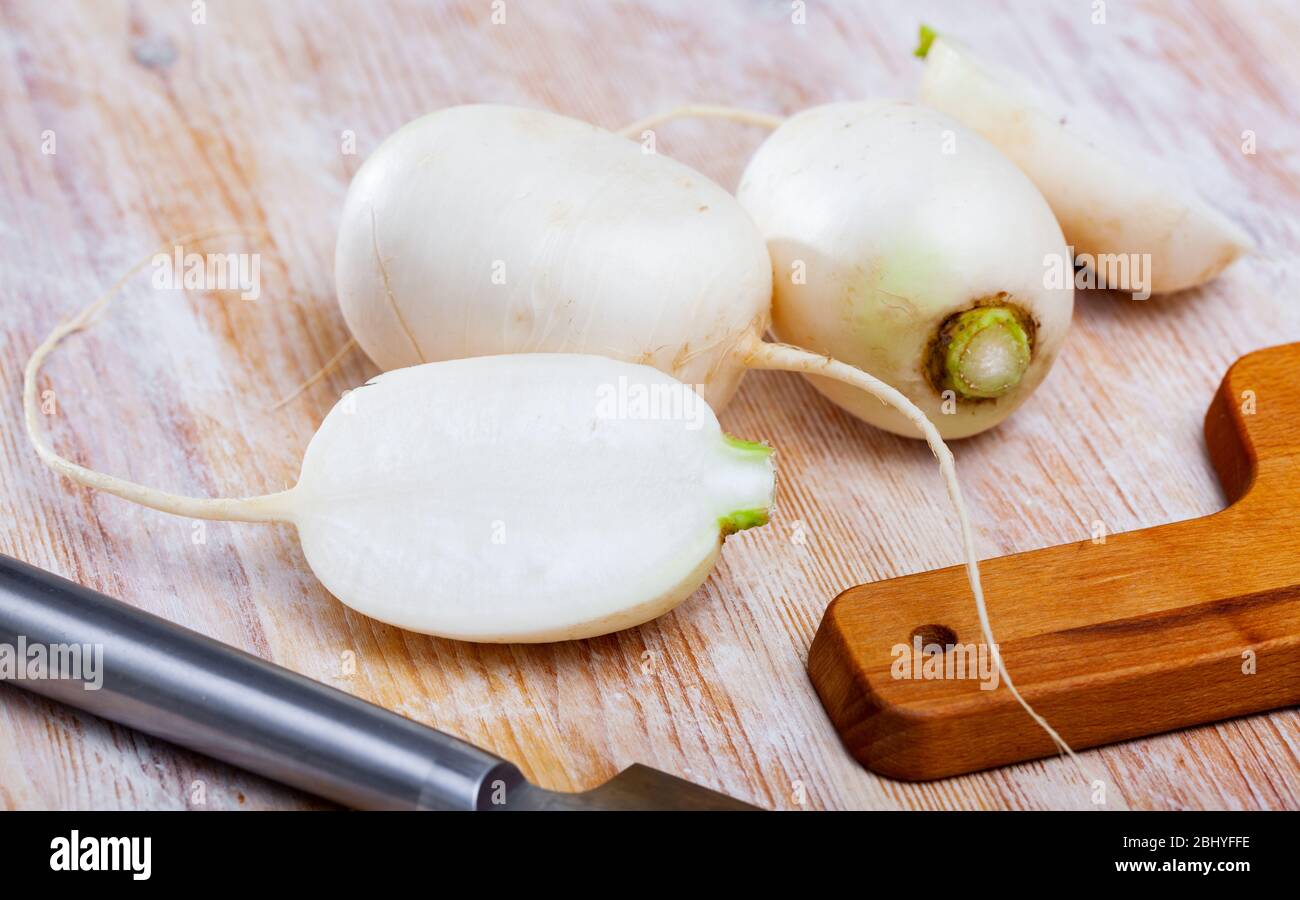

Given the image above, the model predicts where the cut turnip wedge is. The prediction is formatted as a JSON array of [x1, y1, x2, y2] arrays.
[[25, 328, 775, 641], [916, 27, 1253, 295], [290, 354, 776, 641]]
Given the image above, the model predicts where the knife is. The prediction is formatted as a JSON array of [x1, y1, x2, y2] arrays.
[[0, 554, 756, 810]]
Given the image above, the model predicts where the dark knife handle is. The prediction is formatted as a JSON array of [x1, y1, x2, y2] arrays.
[[0, 554, 521, 810]]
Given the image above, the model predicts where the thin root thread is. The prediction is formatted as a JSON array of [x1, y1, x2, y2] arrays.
[[269, 336, 360, 411], [23, 227, 296, 523], [617, 104, 785, 139], [745, 337, 1113, 803]]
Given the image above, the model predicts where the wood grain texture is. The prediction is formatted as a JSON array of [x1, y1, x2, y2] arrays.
[[810, 343, 1300, 781], [0, 0, 1296, 810]]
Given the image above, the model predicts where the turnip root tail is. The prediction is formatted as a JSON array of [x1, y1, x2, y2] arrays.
[[744, 338, 1098, 787], [268, 336, 359, 410], [23, 229, 297, 524], [617, 104, 784, 139]]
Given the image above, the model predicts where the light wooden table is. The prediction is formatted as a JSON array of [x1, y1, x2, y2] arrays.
[[1, 0, 1296, 810]]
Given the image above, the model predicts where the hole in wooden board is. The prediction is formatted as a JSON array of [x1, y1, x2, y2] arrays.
[[910, 624, 957, 650]]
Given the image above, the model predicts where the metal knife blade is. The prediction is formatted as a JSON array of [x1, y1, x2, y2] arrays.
[[0, 553, 757, 811]]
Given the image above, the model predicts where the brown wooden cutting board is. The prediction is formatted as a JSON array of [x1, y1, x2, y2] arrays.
[[0, 0, 1296, 810], [810, 342, 1300, 781]]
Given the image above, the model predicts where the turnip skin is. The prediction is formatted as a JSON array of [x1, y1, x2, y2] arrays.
[[917, 32, 1253, 295], [340, 102, 1067, 442], [736, 101, 1073, 439], [335, 104, 773, 412]]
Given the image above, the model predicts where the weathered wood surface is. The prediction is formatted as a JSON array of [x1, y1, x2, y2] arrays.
[[0, 0, 1296, 810]]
